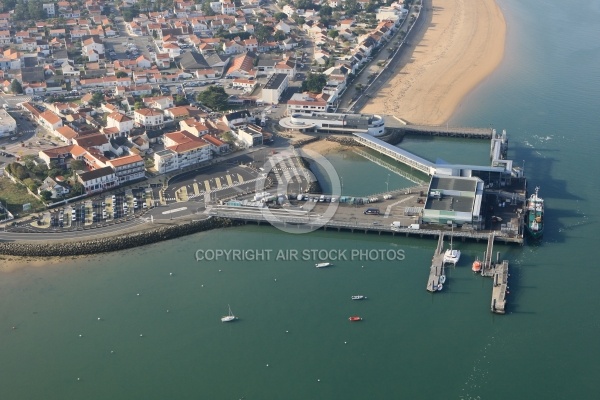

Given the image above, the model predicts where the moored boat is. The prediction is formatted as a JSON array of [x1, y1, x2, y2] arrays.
[[221, 305, 238, 322], [439, 275, 446, 284], [443, 226, 461, 265], [526, 187, 544, 239], [351, 295, 366, 300], [472, 258, 482, 273], [348, 316, 363, 322], [315, 262, 332, 268]]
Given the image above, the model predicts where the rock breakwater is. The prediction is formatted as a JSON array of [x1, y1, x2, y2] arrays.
[[0, 217, 238, 257]]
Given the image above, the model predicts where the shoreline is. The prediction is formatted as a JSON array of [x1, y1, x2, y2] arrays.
[[1, 0, 508, 268], [361, 0, 506, 125]]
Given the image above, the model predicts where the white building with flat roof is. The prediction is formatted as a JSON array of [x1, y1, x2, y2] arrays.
[[279, 112, 385, 137], [0, 109, 17, 137]]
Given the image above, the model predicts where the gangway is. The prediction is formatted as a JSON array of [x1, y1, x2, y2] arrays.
[[353, 133, 435, 175]]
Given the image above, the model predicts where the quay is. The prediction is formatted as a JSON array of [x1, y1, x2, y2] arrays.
[[426, 232, 446, 292]]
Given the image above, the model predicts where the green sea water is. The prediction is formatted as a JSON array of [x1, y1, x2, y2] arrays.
[[2, 0, 600, 398]]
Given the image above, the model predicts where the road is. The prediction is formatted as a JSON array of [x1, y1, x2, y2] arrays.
[[337, 4, 425, 112]]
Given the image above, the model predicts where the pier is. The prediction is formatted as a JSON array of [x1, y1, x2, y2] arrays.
[[480, 233, 510, 314], [382, 116, 494, 139], [426, 232, 446, 292]]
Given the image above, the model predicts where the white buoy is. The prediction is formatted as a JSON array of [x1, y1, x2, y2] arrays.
[[166, 309, 170, 313], [317, 379, 320, 382], [97, 317, 101, 321], [285, 330, 289, 333], [136, 293, 140, 296], [79, 334, 83, 337], [170, 272, 173, 276], [140, 334, 143, 337], [344, 341, 347, 344], [77, 378, 80, 381], [110, 350, 114, 354], [266, 364, 269, 367], [274, 278, 277, 282], [219, 269, 222, 272], [201, 285, 204, 287]]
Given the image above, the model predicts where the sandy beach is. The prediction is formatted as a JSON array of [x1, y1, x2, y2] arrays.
[[361, 0, 506, 125]]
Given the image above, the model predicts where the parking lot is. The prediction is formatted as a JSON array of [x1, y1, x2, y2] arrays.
[[32, 188, 155, 230]]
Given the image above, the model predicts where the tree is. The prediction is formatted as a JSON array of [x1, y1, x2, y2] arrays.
[[10, 79, 23, 94], [40, 190, 52, 201], [201, 1, 215, 16], [301, 73, 327, 94], [70, 160, 85, 171], [116, 71, 129, 78], [292, 14, 306, 26], [254, 24, 273, 43], [88, 92, 104, 107], [71, 182, 85, 196], [328, 30, 339, 40], [319, 5, 333, 19], [274, 12, 288, 22], [273, 30, 286, 41], [196, 86, 229, 111], [174, 94, 188, 106], [134, 101, 145, 110]]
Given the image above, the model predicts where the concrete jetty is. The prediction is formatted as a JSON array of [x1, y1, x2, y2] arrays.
[[426, 232, 446, 292], [491, 261, 509, 314], [480, 233, 510, 314]]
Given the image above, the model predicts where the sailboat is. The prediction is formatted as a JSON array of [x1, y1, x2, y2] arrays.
[[443, 226, 461, 265], [221, 305, 238, 322]]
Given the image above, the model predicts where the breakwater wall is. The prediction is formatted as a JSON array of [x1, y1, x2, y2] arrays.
[[0, 217, 239, 257], [325, 136, 365, 147]]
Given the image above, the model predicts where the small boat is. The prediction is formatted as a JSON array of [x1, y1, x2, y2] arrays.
[[437, 284, 443, 291], [315, 262, 332, 268], [439, 275, 446, 284], [351, 295, 367, 300], [221, 304, 238, 322], [472, 258, 482, 273], [348, 316, 363, 322]]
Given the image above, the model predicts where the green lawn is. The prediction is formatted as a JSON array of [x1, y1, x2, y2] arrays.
[[0, 177, 46, 216]]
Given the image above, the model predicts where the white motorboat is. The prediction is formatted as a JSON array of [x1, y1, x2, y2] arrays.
[[221, 305, 238, 322], [437, 284, 443, 291], [315, 262, 332, 268], [351, 295, 367, 300], [439, 275, 446, 284]]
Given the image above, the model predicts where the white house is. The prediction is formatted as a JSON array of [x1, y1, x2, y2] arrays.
[[78, 166, 118, 194], [134, 108, 164, 128], [106, 112, 135, 136]]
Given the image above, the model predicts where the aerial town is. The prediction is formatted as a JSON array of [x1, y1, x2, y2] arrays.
[[0, 0, 412, 215]]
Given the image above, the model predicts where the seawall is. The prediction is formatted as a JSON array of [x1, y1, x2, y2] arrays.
[[0, 217, 239, 257]]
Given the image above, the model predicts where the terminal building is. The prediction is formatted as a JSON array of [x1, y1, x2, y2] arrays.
[[279, 112, 385, 137], [422, 175, 484, 228]]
